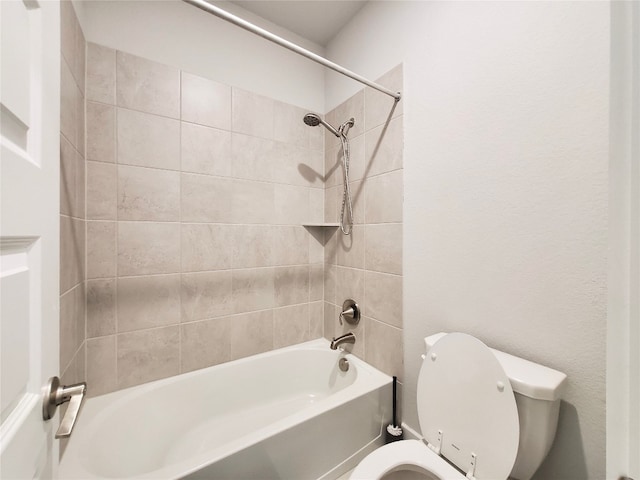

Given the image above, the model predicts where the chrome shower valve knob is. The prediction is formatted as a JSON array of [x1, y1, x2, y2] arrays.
[[339, 299, 360, 326]]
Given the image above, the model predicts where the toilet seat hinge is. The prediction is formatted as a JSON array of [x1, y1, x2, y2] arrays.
[[465, 452, 477, 480], [427, 429, 443, 455]]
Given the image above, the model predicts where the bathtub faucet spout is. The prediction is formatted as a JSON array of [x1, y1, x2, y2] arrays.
[[330, 332, 356, 350]]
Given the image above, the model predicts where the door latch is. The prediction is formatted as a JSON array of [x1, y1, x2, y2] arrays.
[[42, 376, 86, 438]]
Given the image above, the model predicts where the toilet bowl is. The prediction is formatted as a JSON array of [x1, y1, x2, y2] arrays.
[[351, 333, 567, 480], [350, 439, 465, 480]]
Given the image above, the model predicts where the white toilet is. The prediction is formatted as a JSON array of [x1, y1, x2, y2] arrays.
[[351, 333, 567, 480]]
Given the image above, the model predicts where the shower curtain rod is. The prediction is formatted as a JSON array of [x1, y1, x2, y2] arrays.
[[182, 0, 402, 102]]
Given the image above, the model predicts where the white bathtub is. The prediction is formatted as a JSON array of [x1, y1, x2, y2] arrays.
[[59, 338, 392, 479]]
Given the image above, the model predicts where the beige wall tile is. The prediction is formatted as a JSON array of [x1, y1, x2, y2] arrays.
[[232, 268, 275, 313], [274, 184, 309, 225], [230, 310, 274, 359], [364, 116, 403, 178], [61, 59, 78, 148], [232, 225, 273, 268], [336, 225, 365, 269], [272, 143, 323, 188], [232, 88, 274, 139], [348, 180, 365, 225], [181, 174, 234, 223], [325, 185, 338, 223], [347, 134, 366, 182], [325, 145, 341, 188], [117, 165, 180, 221], [365, 170, 403, 223], [306, 148, 326, 189], [118, 222, 180, 276], [364, 65, 404, 131], [76, 86, 85, 158], [86, 42, 116, 104], [87, 279, 116, 338], [309, 229, 325, 264], [60, 287, 80, 371], [61, 342, 85, 393], [335, 89, 365, 138], [116, 51, 180, 118], [231, 133, 276, 183], [324, 229, 338, 265], [365, 224, 403, 275], [181, 72, 231, 130], [60, 135, 75, 217], [274, 265, 309, 307], [309, 301, 323, 339], [364, 271, 402, 328], [117, 326, 180, 389], [336, 267, 365, 311], [87, 221, 116, 279], [310, 264, 323, 301], [365, 65, 404, 132], [274, 101, 308, 148], [309, 121, 324, 151], [60, 1, 77, 78], [117, 275, 181, 332], [323, 302, 338, 341], [74, 19, 85, 95], [181, 123, 231, 177], [181, 271, 233, 322], [365, 317, 403, 379], [87, 161, 116, 220], [232, 179, 275, 224], [181, 318, 232, 373], [86, 102, 115, 163], [308, 188, 324, 224], [323, 263, 336, 306], [274, 304, 310, 348], [272, 226, 309, 266], [117, 108, 180, 170], [60, 216, 84, 293], [181, 224, 233, 272], [75, 152, 86, 219], [86, 336, 117, 397]]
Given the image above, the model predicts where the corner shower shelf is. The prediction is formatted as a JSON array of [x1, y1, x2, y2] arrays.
[[302, 223, 340, 228]]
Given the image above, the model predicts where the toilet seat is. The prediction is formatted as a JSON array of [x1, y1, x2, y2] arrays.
[[350, 440, 465, 480], [351, 333, 520, 480]]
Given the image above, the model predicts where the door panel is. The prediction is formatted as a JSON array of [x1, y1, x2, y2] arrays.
[[0, 0, 60, 478]]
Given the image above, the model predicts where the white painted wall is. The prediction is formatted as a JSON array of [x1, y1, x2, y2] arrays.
[[76, 0, 326, 112], [326, 2, 609, 479]]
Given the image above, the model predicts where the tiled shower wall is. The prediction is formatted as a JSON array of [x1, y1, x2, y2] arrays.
[[83, 43, 326, 395], [323, 66, 404, 380], [60, 1, 86, 389]]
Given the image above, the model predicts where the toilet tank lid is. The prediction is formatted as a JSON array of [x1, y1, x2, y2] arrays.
[[424, 333, 567, 401]]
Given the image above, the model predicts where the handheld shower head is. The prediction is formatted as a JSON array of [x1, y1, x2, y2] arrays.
[[302, 113, 340, 137]]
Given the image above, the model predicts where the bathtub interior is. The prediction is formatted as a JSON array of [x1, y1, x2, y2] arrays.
[[61, 340, 390, 480]]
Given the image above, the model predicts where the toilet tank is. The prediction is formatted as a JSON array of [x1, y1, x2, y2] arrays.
[[425, 333, 567, 480]]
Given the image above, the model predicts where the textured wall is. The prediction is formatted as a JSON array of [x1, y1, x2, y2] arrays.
[[326, 2, 609, 478], [84, 44, 326, 395], [323, 66, 404, 380]]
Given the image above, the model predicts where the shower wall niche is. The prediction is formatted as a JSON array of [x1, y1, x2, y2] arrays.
[[84, 43, 326, 395]]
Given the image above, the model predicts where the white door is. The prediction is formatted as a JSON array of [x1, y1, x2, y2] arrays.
[[0, 0, 61, 478]]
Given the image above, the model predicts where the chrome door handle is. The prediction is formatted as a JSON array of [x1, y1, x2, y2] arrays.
[[42, 376, 87, 438]]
